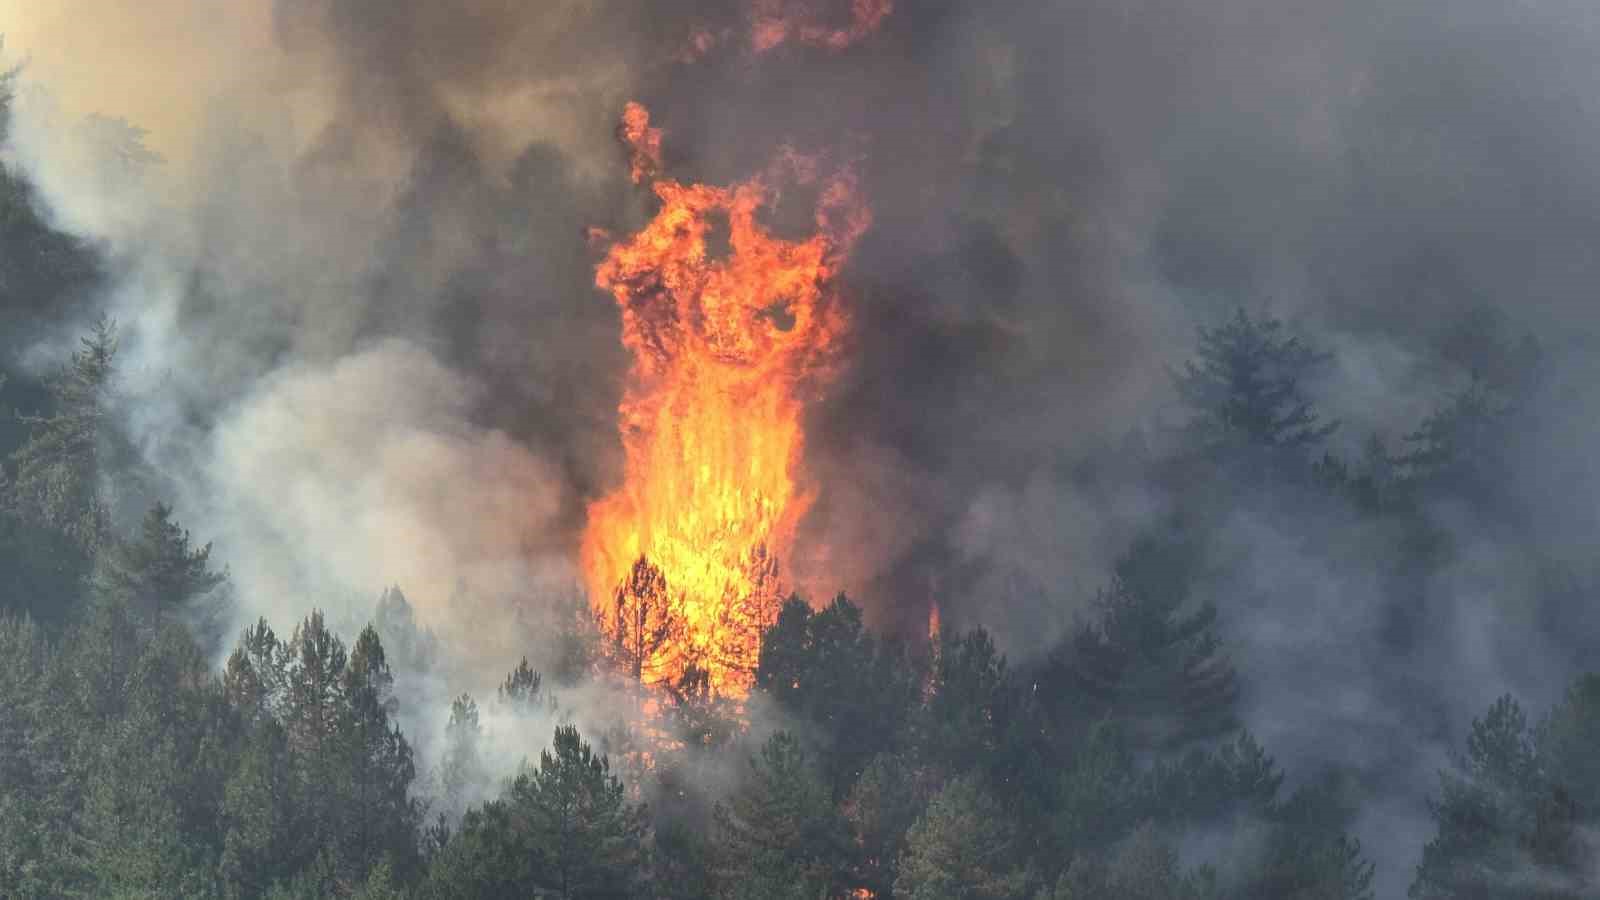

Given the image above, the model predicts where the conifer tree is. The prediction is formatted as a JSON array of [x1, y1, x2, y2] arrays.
[[1065, 536, 1238, 750], [1174, 309, 1337, 463], [1053, 824, 1217, 900], [92, 501, 226, 636], [8, 316, 120, 552], [339, 625, 419, 879], [440, 693, 484, 821], [714, 731, 853, 899], [756, 594, 920, 794], [845, 753, 928, 897], [519, 725, 647, 898], [894, 775, 1028, 900], [607, 555, 678, 687], [499, 656, 548, 711]]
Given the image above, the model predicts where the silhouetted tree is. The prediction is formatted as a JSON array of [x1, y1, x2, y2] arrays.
[[440, 693, 484, 821], [607, 555, 678, 687], [1174, 309, 1337, 468], [1064, 536, 1238, 750], [757, 594, 921, 795], [498, 656, 553, 715]]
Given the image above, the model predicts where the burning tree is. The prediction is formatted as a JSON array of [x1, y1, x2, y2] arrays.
[[581, 103, 870, 697], [605, 555, 680, 687]]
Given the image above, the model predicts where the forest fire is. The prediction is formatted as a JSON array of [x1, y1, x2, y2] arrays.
[[680, 0, 894, 60], [750, 0, 895, 52], [581, 104, 870, 696]]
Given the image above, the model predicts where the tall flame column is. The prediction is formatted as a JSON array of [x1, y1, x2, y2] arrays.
[[582, 105, 869, 696]]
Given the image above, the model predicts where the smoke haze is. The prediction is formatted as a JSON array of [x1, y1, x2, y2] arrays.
[[9, 1, 1600, 892]]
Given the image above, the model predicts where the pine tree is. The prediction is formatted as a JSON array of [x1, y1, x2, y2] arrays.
[[1053, 824, 1217, 900], [1142, 731, 1282, 825], [1409, 692, 1571, 899], [1174, 309, 1337, 463], [920, 627, 1012, 777], [1064, 536, 1238, 750], [282, 611, 347, 761], [92, 501, 227, 636], [665, 663, 740, 751], [80, 626, 231, 897], [893, 775, 1028, 900], [424, 725, 647, 899], [548, 589, 601, 687], [224, 618, 289, 726], [846, 753, 930, 897], [714, 731, 853, 899], [755, 594, 921, 795], [373, 586, 439, 675], [607, 555, 678, 687], [1244, 774, 1375, 900], [519, 725, 647, 898], [440, 693, 485, 821], [499, 656, 548, 711], [220, 718, 295, 897], [8, 316, 120, 552], [339, 625, 420, 880], [0, 612, 81, 897]]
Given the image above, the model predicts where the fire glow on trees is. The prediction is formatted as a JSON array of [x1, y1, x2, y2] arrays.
[[581, 102, 871, 697]]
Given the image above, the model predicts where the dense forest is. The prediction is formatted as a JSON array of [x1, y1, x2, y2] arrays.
[[8, 1, 1600, 898], [4, 160, 1599, 896]]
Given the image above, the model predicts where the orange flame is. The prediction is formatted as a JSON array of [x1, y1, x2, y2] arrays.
[[751, 0, 894, 52], [582, 105, 869, 696], [678, 0, 893, 60], [618, 102, 663, 184]]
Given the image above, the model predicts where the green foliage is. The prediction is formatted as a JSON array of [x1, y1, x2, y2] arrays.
[[713, 731, 853, 899], [3, 306, 1588, 900], [8, 316, 119, 552], [921, 627, 1011, 776], [1241, 774, 1374, 900], [424, 725, 647, 899], [845, 752, 929, 896], [894, 775, 1028, 900], [1410, 680, 1600, 898], [1064, 535, 1239, 751], [756, 594, 921, 794], [1049, 722, 1141, 858], [1143, 731, 1282, 825], [93, 502, 228, 637], [0, 612, 84, 897], [1053, 825, 1218, 900], [0, 320, 123, 624]]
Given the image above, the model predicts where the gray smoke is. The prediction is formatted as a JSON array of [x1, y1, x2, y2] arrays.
[[9, 1, 1600, 891]]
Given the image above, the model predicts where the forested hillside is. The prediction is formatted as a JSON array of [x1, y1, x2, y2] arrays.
[[8, 0, 1600, 896], [5, 236, 1597, 897]]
